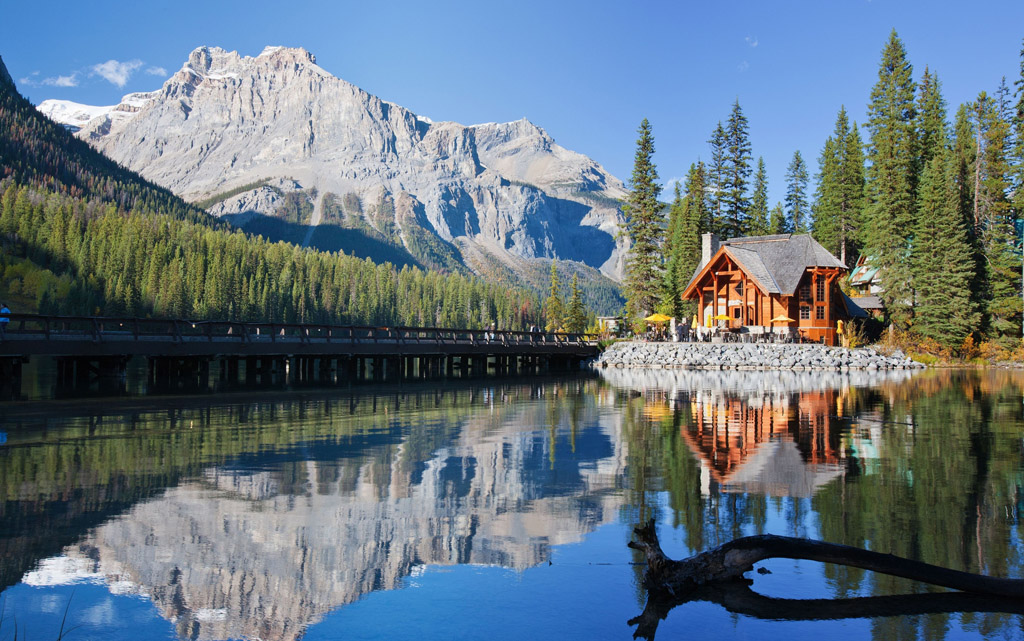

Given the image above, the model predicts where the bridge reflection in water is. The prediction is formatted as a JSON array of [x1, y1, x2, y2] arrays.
[[10, 367, 1013, 641]]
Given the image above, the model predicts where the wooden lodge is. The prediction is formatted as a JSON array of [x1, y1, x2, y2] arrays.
[[682, 233, 864, 346]]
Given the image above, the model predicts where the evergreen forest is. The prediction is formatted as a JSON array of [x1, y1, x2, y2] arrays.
[[624, 31, 1024, 352], [0, 69, 543, 330]]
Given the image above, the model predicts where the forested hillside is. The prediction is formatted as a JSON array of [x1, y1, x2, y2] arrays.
[[0, 60, 542, 329]]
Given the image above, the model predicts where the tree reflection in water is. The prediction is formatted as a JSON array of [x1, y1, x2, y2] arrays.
[[609, 367, 1024, 641]]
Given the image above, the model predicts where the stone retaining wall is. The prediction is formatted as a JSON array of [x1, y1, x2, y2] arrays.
[[594, 341, 924, 371]]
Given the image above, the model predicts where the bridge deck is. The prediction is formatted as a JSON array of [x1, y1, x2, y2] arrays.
[[0, 315, 599, 359]]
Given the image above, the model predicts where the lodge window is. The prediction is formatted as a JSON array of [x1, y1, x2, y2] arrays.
[[733, 307, 742, 319], [799, 285, 811, 302], [816, 306, 826, 320], [800, 305, 811, 320], [816, 278, 826, 302], [735, 281, 743, 297]]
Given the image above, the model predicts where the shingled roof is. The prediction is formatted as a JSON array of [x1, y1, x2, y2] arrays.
[[686, 234, 846, 296]]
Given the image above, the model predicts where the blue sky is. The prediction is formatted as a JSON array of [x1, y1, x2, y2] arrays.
[[4, 0, 1023, 206]]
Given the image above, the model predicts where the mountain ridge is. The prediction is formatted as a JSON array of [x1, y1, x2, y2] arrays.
[[37, 46, 629, 293]]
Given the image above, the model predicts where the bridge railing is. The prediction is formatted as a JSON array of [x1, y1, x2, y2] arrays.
[[0, 314, 598, 348]]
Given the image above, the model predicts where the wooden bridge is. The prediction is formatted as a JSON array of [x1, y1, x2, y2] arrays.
[[0, 314, 599, 397]]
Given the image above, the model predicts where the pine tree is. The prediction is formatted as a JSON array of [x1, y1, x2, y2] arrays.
[[1012, 39, 1024, 236], [660, 182, 686, 314], [748, 157, 770, 235], [839, 121, 866, 264], [910, 151, 979, 347], [564, 273, 588, 333], [622, 118, 664, 320], [724, 100, 752, 237], [544, 260, 564, 331], [707, 122, 728, 235], [812, 135, 841, 253], [917, 68, 948, 169], [769, 202, 788, 234], [785, 150, 809, 233], [863, 30, 919, 328], [972, 91, 1020, 337], [661, 163, 706, 319]]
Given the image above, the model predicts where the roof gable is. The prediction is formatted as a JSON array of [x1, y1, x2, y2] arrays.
[[683, 234, 846, 298]]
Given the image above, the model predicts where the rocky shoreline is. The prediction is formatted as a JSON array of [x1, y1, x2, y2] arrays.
[[594, 341, 925, 371]]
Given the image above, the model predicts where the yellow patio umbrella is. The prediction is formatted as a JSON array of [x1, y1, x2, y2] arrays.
[[691, 314, 698, 329], [770, 314, 795, 323], [712, 314, 731, 321], [644, 313, 672, 323]]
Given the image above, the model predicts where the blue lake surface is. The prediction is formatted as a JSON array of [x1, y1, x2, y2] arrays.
[[1, 367, 1023, 640]]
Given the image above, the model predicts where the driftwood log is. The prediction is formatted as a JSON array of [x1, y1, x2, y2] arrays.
[[627, 519, 1024, 640]]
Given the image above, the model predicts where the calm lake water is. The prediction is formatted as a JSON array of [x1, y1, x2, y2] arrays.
[[2, 366, 1023, 640]]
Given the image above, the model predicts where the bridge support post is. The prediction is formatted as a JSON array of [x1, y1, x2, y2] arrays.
[[0, 356, 25, 400]]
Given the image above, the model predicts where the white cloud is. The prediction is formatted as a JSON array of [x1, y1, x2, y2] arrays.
[[91, 59, 143, 87], [737, 60, 750, 73], [145, 66, 167, 77], [42, 73, 79, 87], [662, 177, 684, 195], [745, 36, 759, 48]]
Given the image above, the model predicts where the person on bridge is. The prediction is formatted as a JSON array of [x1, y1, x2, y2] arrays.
[[0, 303, 9, 340]]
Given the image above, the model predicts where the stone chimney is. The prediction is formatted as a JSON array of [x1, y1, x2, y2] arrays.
[[700, 233, 720, 269]]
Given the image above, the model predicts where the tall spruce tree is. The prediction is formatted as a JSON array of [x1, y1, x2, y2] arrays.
[[748, 157, 770, 235], [622, 118, 664, 320], [564, 273, 588, 333], [707, 122, 728, 235], [785, 150, 809, 233], [662, 163, 706, 319], [814, 108, 865, 265], [917, 68, 948, 169], [660, 182, 686, 315], [910, 151, 979, 348], [769, 202, 788, 234], [863, 30, 919, 328], [545, 260, 564, 331], [1014, 39, 1024, 220], [724, 100, 753, 237], [971, 91, 1020, 337]]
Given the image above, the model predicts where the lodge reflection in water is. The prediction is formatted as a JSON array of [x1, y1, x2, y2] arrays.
[[8, 368, 1023, 641], [603, 367, 917, 499]]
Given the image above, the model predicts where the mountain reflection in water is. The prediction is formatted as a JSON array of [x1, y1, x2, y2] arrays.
[[2, 368, 1024, 641]]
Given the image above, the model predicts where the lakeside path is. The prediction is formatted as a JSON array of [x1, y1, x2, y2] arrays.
[[595, 341, 925, 371]]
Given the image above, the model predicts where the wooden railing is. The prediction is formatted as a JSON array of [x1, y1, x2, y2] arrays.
[[0, 314, 597, 350]]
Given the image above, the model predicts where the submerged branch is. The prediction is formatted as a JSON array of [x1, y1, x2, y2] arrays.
[[627, 519, 1024, 639]]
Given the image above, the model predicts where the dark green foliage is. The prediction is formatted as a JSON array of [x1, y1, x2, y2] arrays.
[[724, 100, 752, 237], [863, 30, 919, 328], [916, 68, 948, 169], [0, 180, 542, 328], [545, 260, 564, 331], [1014, 39, 1024, 223], [748, 157, 769, 236], [192, 179, 274, 210], [707, 122, 728, 235], [0, 75, 217, 228], [769, 202, 788, 234], [0, 75, 541, 330], [813, 108, 865, 265], [910, 152, 980, 347], [785, 150, 809, 233], [274, 188, 317, 224], [564, 272, 588, 333], [970, 91, 1020, 338], [660, 163, 705, 319], [622, 118, 664, 319]]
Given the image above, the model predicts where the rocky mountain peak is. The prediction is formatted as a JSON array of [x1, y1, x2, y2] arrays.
[[42, 45, 629, 288]]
